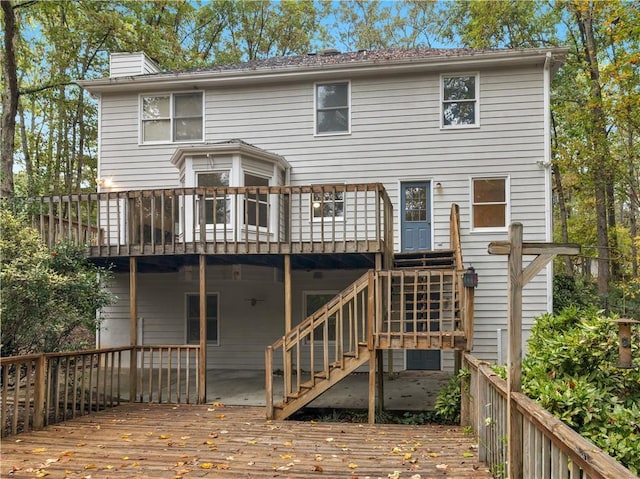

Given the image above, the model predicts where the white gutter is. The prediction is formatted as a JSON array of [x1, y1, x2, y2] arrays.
[[543, 51, 554, 312]]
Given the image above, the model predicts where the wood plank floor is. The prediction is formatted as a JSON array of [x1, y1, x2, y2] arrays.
[[1, 403, 491, 478]]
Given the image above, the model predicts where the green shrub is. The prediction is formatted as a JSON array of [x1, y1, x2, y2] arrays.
[[523, 307, 640, 473], [434, 368, 469, 424]]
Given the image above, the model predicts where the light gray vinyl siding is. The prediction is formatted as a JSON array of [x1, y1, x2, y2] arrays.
[[98, 62, 550, 365]]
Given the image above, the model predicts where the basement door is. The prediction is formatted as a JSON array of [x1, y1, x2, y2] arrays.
[[401, 181, 440, 370]]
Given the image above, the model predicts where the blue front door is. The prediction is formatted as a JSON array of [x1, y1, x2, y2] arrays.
[[401, 182, 431, 252], [401, 181, 440, 370]]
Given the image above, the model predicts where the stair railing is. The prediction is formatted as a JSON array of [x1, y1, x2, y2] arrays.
[[450, 203, 475, 351], [449, 203, 463, 271], [266, 271, 372, 419]]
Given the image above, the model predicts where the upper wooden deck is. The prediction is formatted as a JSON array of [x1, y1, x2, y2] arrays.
[[14, 183, 393, 259], [1, 402, 490, 478]]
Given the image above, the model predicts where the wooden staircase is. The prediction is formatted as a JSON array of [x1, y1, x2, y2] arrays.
[[265, 204, 472, 421]]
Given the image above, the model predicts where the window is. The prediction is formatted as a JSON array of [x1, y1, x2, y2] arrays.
[[315, 82, 350, 134], [471, 177, 508, 230], [441, 74, 478, 127], [198, 171, 230, 225], [244, 173, 269, 228], [311, 189, 344, 220], [186, 293, 219, 344], [141, 92, 203, 143], [304, 291, 337, 341]]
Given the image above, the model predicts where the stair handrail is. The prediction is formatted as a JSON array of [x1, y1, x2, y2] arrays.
[[266, 271, 373, 419], [449, 203, 463, 271]]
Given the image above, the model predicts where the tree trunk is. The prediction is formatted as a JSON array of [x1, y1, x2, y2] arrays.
[[574, 3, 610, 297], [551, 114, 573, 276], [1, 0, 18, 198], [18, 103, 33, 195]]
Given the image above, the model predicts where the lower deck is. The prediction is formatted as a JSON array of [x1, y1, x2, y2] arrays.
[[2, 402, 490, 478]]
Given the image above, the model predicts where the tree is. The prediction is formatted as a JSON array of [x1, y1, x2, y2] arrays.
[[0, 208, 114, 355]]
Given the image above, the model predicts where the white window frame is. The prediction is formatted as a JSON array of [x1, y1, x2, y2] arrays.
[[314, 81, 351, 136], [139, 91, 204, 144], [303, 290, 338, 343], [196, 170, 231, 228], [243, 172, 271, 231], [440, 73, 480, 129], [469, 175, 510, 232], [310, 187, 345, 223], [185, 292, 220, 346]]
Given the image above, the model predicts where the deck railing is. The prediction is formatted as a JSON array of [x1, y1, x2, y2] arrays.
[[462, 354, 637, 479], [0, 345, 200, 438], [10, 183, 393, 257]]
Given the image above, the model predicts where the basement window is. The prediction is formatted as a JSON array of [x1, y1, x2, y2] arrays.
[[186, 293, 219, 344]]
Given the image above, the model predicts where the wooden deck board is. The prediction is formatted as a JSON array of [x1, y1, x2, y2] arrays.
[[1, 403, 490, 478]]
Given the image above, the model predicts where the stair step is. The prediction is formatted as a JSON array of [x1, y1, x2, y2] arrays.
[[393, 250, 456, 269]]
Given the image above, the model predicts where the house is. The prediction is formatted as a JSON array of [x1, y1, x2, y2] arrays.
[[36, 47, 567, 418]]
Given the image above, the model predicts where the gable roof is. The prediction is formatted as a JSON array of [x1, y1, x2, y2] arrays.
[[78, 47, 568, 94]]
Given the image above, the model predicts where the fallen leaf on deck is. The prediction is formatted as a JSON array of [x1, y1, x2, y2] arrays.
[[31, 448, 48, 453], [348, 463, 358, 469], [200, 463, 214, 469], [427, 452, 439, 458], [388, 471, 400, 479], [436, 463, 448, 470], [462, 451, 474, 458], [313, 465, 324, 472]]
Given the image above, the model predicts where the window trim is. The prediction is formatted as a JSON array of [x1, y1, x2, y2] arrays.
[[440, 73, 480, 129], [314, 80, 351, 136], [185, 292, 220, 346], [310, 186, 346, 223], [139, 91, 205, 145], [469, 175, 510, 232]]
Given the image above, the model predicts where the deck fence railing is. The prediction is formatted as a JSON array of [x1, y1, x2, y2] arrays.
[[7, 184, 393, 257], [462, 353, 637, 479], [0, 345, 200, 438]]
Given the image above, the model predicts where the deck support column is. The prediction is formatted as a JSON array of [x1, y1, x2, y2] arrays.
[[129, 257, 137, 402], [376, 350, 384, 413], [284, 255, 292, 332], [199, 255, 207, 404], [368, 349, 376, 424], [488, 224, 579, 479]]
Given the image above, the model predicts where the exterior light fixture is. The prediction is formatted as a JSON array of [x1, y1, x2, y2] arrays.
[[463, 266, 478, 288], [612, 318, 639, 368]]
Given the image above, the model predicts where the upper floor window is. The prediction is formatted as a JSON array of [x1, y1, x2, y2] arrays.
[[141, 92, 203, 143], [441, 74, 479, 128], [315, 82, 350, 135], [245, 173, 269, 228], [471, 177, 508, 231]]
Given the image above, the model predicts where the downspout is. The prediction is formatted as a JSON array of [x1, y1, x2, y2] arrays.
[[543, 52, 553, 313]]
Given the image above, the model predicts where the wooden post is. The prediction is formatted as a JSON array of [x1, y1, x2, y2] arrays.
[[507, 223, 524, 479], [368, 349, 376, 424], [377, 350, 384, 413], [487, 225, 580, 479], [33, 354, 46, 430], [284, 255, 292, 333], [199, 254, 207, 404], [129, 257, 137, 402], [265, 346, 274, 419]]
